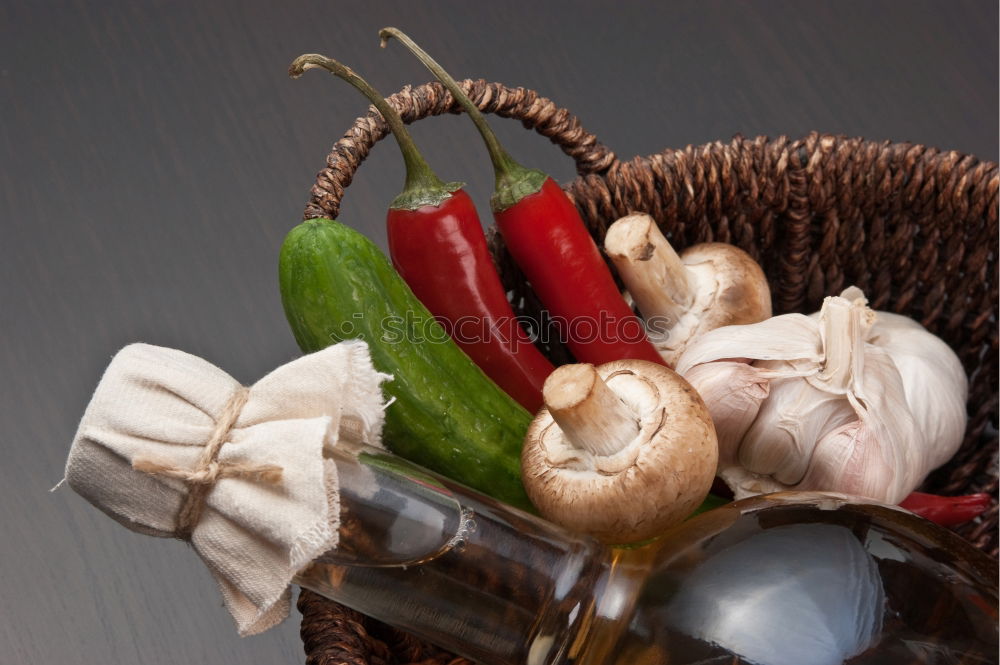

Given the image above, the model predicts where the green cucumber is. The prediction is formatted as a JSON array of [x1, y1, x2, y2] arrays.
[[279, 218, 534, 511]]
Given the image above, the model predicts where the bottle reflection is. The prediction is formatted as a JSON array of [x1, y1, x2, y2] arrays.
[[612, 496, 998, 665], [665, 523, 884, 665]]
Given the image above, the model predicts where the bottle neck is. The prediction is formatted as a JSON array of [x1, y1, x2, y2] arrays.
[[292, 444, 633, 665]]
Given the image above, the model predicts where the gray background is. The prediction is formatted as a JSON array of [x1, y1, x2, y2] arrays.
[[2, 1, 997, 663]]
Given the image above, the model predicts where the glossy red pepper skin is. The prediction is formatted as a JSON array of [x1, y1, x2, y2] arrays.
[[493, 178, 664, 366], [900, 491, 993, 527], [388, 188, 553, 412]]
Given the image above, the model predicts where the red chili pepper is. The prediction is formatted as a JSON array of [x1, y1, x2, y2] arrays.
[[381, 29, 664, 367], [291, 54, 553, 412], [387, 191, 554, 412], [899, 491, 992, 527]]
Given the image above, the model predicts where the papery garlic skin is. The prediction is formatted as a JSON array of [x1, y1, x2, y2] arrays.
[[862, 311, 968, 471], [677, 288, 968, 505], [739, 363, 858, 486], [683, 361, 769, 468]]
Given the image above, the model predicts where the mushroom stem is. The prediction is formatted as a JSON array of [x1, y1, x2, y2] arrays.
[[604, 214, 693, 334], [543, 364, 639, 456]]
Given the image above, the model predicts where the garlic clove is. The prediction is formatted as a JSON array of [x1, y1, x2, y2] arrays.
[[739, 364, 857, 486], [797, 421, 900, 503], [682, 361, 769, 468], [849, 346, 921, 502], [739, 293, 873, 489], [867, 312, 968, 471]]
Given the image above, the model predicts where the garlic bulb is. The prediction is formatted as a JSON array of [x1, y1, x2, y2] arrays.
[[676, 287, 968, 504]]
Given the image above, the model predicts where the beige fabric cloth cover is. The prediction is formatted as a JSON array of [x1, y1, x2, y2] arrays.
[[63, 340, 390, 635]]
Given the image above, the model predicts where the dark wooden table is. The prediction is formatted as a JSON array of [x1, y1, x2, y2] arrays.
[[2, 1, 996, 663]]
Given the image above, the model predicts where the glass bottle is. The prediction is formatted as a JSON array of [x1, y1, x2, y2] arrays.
[[295, 443, 999, 665]]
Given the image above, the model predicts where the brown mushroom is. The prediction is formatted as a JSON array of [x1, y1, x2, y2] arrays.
[[604, 213, 772, 366], [521, 360, 718, 544]]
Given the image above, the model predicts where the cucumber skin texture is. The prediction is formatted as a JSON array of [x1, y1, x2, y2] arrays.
[[279, 218, 535, 511]]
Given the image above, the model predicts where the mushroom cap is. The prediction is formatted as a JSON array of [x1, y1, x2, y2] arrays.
[[656, 243, 772, 365], [682, 242, 771, 331], [521, 359, 718, 544]]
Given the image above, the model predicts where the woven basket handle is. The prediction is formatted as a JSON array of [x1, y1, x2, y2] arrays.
[[303, 80, 618, 220]]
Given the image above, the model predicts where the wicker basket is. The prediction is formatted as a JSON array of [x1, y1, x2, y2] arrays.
[[297, 80, 999, 665]]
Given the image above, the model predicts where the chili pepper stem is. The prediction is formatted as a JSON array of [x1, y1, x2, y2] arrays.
[[289, 54, 462, 210], [378, 28, 547, 211]]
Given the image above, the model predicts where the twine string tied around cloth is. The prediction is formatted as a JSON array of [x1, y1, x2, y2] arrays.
[[131, 386, 283, 540]]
